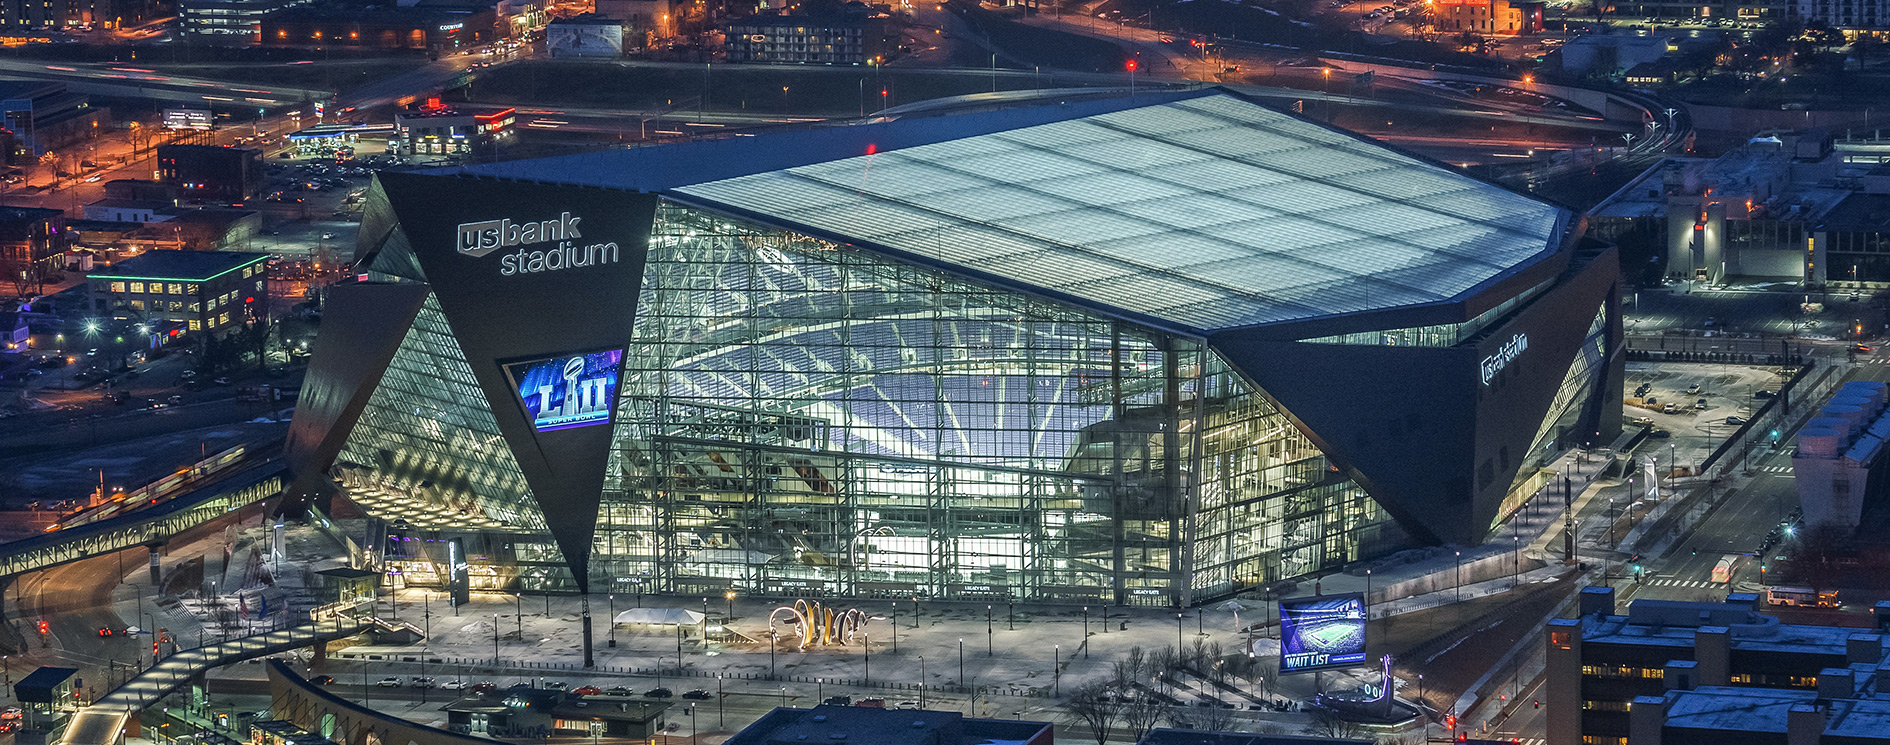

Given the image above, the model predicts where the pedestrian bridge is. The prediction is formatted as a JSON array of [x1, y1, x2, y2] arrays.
[[0, 459, 285, 578], [60, 617, 373, 745]]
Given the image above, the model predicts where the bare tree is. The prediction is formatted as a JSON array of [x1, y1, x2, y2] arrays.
[[1169, 702, 1239, 732], [1065, 682, 1121, 745], [1122, 689, 1167, 740], [1114, 645, 1147, 690], [1308, 705, 1370, 739]]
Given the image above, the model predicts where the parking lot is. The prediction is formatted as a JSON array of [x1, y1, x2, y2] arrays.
[[1623, 361, 1792, 472]]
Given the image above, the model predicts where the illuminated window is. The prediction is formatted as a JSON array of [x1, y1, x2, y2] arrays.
[[108, 281, 124, 292], [130, 300, 144, 311], [218, 312, 229, 325], [167, 283, 181, 294], [128, 282, 144, 293], [188, 319, 201, 331]]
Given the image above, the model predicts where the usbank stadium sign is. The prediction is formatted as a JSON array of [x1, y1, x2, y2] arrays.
[[1480, 333, 1529, 386], [456, 212, 620, 275]]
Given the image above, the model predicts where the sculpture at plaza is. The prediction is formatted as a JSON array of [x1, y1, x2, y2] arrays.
[[768, 599, 869, 649]]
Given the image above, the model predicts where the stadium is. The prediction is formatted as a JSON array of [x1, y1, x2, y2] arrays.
[[284, 88, 1624, 608]]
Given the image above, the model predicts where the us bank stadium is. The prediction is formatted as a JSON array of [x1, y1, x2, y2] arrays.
[[284, 88, 1625, 608]]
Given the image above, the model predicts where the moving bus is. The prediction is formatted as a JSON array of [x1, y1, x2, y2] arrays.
[[1766, 586, 1840, 607], [1712, 556, 1737, 583]]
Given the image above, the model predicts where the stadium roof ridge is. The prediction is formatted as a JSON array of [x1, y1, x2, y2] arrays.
[[448, 89, 1569, 333]]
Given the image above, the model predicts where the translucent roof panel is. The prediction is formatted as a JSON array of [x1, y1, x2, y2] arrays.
[[674, 93, 1567, 332]]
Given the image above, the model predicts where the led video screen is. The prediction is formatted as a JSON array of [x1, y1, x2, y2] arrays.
[[504, 349, 623, 432], [1279, 593, 1367, 673]]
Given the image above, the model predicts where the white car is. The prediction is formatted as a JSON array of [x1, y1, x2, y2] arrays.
[[376, 677, 402, 688], [441, 680, 467, 691]]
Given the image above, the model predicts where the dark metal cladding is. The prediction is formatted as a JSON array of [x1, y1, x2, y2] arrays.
[[369, 171, 660, 593]]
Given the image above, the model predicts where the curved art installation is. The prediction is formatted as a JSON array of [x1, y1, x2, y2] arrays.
[[768, 599, 869, 649]]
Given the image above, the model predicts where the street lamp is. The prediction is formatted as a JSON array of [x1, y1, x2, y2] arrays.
[[1455, 551, 1462, 603]]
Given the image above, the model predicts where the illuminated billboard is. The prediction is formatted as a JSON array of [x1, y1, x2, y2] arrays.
[[503, 349, 623, 432], [1279, 593, 1367, 673]]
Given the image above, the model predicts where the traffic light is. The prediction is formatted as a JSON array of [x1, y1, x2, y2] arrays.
[[37, 620, 47, 634], [1126, 59, 1139, 72], [153, 641, 160, 656]]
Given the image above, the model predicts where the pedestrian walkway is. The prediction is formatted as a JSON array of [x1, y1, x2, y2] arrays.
[[1757, 465, 1792, 474], [1640, 577, 1725, 589], [61, 618, 371, 745]]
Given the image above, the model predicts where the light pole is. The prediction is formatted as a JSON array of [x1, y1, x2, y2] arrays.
[[1082, 607, 1089, 657], [724, 591, 735, 622], [958, 638, 964, 686], [863, 633, 871, 685], [608, 594, 615, 648], [1455, 551, 1462, 603], [492, 613, 499, 666], [986, 605, 993, 655], [1053, 644, 1060, 697], [1176, 612, 1183, 649], [891, 604, 898, 653]]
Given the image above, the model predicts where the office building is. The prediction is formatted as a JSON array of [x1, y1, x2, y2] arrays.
[[283, 89, 1624, 604], [0, 206, 65, 295], [0, 81, 108, 158], [723, 13, 880, 65], [156, 144, 265, 203], [259, 4, 498, 51], [0, 0, 159, 30], [87, 249, 269, 336], [1433, 0, 1544, 35], [178, 0, 317, 44], [1794, 380, 1890, 532], [1546, 586, 1890, 745]]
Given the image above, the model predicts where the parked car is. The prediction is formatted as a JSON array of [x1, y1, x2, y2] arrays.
[[1649, 428, 1672, 439], [441, 680, 467, 691], [410, 677, 436, 689], [895, 700, 921, 710], [1726, 416, 1747, 425], [605, 686, 633, 696], [682, 690, 711, 700], [471, 681, 499, 694], [573, 686, 603, 696], [544, 681, 568, 691], [376, 677, 402, 688], [644, 688, 673, 698], [1686, 384, 1701, 394]]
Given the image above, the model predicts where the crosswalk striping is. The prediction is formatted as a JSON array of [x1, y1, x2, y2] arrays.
[[1760, 465, 1791, 473], [1644, 578, 1719, 588]]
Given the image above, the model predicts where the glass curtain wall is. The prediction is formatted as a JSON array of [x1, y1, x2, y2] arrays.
[[595, 201, 1392, 605]]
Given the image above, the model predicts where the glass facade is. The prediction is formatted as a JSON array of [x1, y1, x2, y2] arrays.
[[335, 295, 547, 531], [1492, 304, 1611, 527], [590, 202, 1397, 605]]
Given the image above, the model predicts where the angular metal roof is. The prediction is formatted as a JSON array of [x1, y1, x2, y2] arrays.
[[449, 90, 1567, 333], [673, 94, 1566, 332]]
